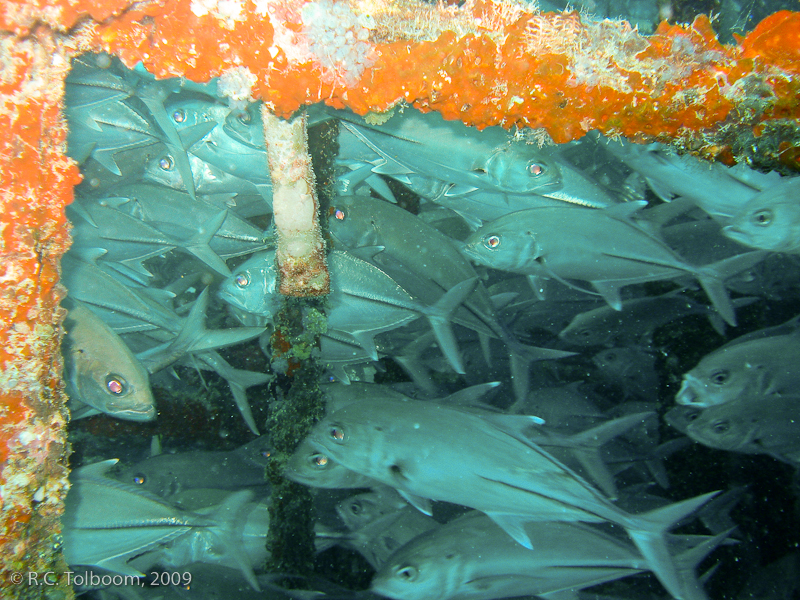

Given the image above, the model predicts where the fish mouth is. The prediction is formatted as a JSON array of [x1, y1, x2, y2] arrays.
[[459, 242, 482, 263], [370, 574, 408, 598], [111, 404, 157, 422], [664, 405, 701, 433], [721, 225, 749, 245], [217, 289, 243, 308], [675, 376, 713, 408]]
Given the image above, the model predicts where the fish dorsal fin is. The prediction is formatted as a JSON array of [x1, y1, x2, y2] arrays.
[[346, 245, 386, 263]]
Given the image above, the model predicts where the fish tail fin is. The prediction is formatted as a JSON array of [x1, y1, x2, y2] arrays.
[[667, 528, 736, 599], [393, 332, 440, 395], [507, 342, 577, 402], [421, 277, 479, 374], [224, 368, 270, 436], [206, 490, 261, 591], [559, 412, 656, 499], [199, 352, 268, 434], [182, 210, 232, 276], [697, 251, 768, 326], [625, 491, 720, 600]]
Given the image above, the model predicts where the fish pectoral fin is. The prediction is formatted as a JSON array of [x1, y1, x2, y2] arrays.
[[350, 331, 380, 361], [397, 491, 433, 516], [96, 558, 148, 579], [525, 274, 547, 300], [74, 459, 121, 480], [603, 200, 648, 220], [485, 512, 533, 549], [365, 174, 398, 203], [443, 183, 479, 197], [537, 590, 581, 600], [590, 280, 623, 311]]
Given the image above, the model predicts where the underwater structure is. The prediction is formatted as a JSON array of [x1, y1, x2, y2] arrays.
[[0, 1, 799, 599]]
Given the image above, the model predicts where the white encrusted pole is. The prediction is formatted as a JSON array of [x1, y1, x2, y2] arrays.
[[261, 107, 329, 297]]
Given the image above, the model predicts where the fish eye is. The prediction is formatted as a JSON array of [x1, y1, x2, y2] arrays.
[[483, 234, 501, 249], [578, 329, 593, 338], [751, 209, 773, 226], [234, 272, 250, 288], [132, 473, 146, 485], [105, 375, 127, 395], [711, 419, 730, 434], [396, 565, 418, 581], [172, 109, 186, 123], [237, 110, 251, 124], [329, 425, 346, 443], [311, 453, 329, 468], [349, 501, 362, 514], [527, 162, 545, 176], [604, 351, 617, 361], [159, 155, 174, 171], [332, 208, 346, 221], [710, 369, 729, 385]]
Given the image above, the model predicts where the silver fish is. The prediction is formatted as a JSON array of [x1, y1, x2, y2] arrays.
[[116, 435, 272, 498], [285, 437, 376, 489], [63, 300, 156, 421], [335, 487, 409, 532], [335, 505, 440, 570], [723, 177, 800, 254], [372, 510, 725, 600], [301, 397, 718, 600], [559, 291, 731, 347], [666, 396, 800, 466], [143, 149, 273, 208], [463, 204, 766, 326], [221, 248, 476, 373], [601, 134, 782, 221], [131, 488, 269, 591], [592, 346, 661, 401], [676, 330, 800, 408], [100, 182, 268, 270], [329, 195, 577, 397], [334, 107, 618, 210], [62, 460, 205, 576]]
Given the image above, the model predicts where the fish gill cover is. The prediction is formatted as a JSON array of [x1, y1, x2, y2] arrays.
[[1, 0, 800, 599]]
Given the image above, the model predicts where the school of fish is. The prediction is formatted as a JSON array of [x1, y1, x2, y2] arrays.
[[60, 52, 800, 600]]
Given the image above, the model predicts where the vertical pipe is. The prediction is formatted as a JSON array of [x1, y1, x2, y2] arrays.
[[261, 107, 328, 576], [261, 108, 330, 298]]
